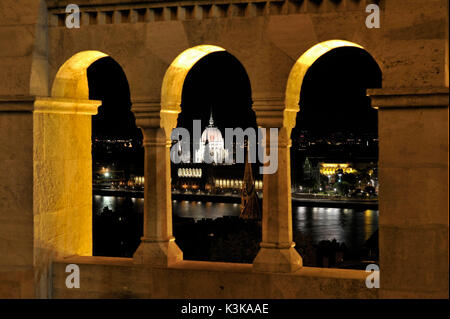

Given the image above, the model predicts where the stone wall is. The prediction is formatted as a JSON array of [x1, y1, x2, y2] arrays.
[[370, 87, 449, 298], [0, 0, 43, 295], [0, 0, 47, 289], [0, 100, 34, 298]]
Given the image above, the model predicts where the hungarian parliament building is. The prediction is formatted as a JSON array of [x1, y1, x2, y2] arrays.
[[172, 112, 263, 194]]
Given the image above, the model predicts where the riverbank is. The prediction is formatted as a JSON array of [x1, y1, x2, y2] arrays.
[[93, 188, 378, 209]]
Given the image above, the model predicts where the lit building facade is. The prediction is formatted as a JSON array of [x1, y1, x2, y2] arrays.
[[194, 112, 229, 164], [319, 163, 356, 175], [171, 162, 262, 193]]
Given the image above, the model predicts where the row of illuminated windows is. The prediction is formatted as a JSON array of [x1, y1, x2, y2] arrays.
[[134, 176, 145, 185], [178, 168, 203, 178], [214, 179, 263, 190]]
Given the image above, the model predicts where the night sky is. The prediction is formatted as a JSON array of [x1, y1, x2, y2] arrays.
[[293, 46, 381, 138], [88, 57, 142, 140], [177, 51, 257, 135]]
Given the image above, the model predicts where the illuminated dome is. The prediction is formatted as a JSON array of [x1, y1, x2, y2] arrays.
[[201, 115, 223, 144], [194, 111, 228, 164]]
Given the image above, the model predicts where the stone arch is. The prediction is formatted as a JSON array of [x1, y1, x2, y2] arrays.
[[253, 40, 383, 273], [134, 44, 255, 266], [132, 45, 230, 266], [285, 40, 382, 131], [159, 44, 254, 142], [51, 50, 110, 100], [161, 45, 226, 112]]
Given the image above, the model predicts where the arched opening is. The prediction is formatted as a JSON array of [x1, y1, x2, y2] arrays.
[[287, 40, 382, 269], [87, 57, 143, 258], [161, 45, 226, 111], [32, 51, 111, 262], [40, 51, 141, 259], [164, 46, 260, 263]]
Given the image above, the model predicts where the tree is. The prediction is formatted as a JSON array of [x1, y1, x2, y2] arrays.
[[342, 173, 357, 188]]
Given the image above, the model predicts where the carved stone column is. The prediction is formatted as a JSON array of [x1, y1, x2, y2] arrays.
[[132, 99, 183, 267], [33, 97, 101, 258], [252, 97, 302, 273]]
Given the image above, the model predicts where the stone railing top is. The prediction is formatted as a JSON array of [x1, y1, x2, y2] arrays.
[[54, 255, 370, 280], [51, 256, 379, 298]]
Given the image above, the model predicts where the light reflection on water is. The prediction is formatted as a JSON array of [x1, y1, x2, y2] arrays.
[[293, 206, 378, 250], [93, 196, 378, 251], [172, 200, 240, 220]]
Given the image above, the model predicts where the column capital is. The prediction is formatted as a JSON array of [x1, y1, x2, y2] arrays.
[[252, 96, 298, 133], [131, 98, 180, 137], [252, 96, 285, 128], [33, 97, 101, 115], [131, 98, 163, 128]]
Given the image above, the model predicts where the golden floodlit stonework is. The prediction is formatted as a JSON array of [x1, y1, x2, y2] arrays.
[[0, 0, 448, 299]]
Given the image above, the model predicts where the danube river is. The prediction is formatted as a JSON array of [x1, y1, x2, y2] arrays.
[[94, 195, 379, 252]]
